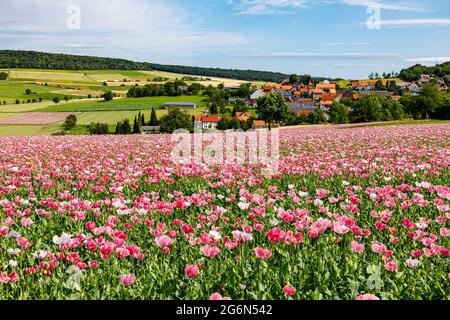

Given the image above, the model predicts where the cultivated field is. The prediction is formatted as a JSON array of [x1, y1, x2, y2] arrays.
[[0, 68, 220, 135], [0, 112, 80, 125], [0, 123, 448, 300]]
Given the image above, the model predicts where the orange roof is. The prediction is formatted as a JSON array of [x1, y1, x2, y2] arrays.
[[293, 91, 301, 95], [316, 83, 336, 90], [193, 115, 202, 122], [281, 85, 293, 91], [312, 89, 324, 94], [262, 83, 282, 91], [320, 100, 333, 106], [236, 112, 251, 117], [202, 116, 221, 122], [253, 120, 268, 126]]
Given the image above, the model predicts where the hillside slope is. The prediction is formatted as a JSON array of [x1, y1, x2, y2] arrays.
[[0, 50, 287, 82]]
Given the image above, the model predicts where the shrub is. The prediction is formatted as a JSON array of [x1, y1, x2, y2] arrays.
[[88, 122, 109, 135]]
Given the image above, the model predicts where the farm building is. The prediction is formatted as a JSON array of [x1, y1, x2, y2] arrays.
[[164, 102, 197, 109]]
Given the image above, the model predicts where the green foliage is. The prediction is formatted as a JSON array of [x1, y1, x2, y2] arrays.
[[0, 72, 8, 80], [63, 114, 77, 130], [103, 91, 114, 102], [289, 74, 312, 85], [256, 92, 288, 129], [400, 84, 449, 120], [399, 62, 450, 81], [149, 108, 160, 126], [159, 108, 193, 133], [115, 119, 132, 135], [328, 102, 349, 124], [88, 122, 109, 135], [307, 109, 327, 124], [52, 97, 60, 105]]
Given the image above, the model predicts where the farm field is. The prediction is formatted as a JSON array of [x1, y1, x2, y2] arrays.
[[0, 123, 63, 136], [37, 95, 208, 112], [0, 123, 448, 300]]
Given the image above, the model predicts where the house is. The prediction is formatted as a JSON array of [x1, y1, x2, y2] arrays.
[[178, 86, 189, 93], [165, 102, 197, 109], [311, 89, 324, 101], [406, 83, 422, 94], [252, 120, 280, 130], [320, 100, 333, 111], [435, 83, 448, 92], [194, 115, 221, 130], [235, 112, 252, 122], [316, 82, 336, 92], [418, 75, 432, 84], [351, 80, 377, 91], [262, 83, 281, 92], [250, 89, 265, 100], [397, 82, 410, 89]]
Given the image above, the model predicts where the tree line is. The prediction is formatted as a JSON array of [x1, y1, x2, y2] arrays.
[[399, 62, 450, 82], [0, 50, 287, 82]]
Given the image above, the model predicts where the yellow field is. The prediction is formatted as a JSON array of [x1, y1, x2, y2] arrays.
[[8, 70, 90, 82]]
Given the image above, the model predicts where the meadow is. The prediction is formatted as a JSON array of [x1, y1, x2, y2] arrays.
[[0, 123, 448, 300], [37, 96, 208, 112]]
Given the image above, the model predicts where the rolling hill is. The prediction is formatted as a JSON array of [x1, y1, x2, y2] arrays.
[[0, 50, 287, 82]]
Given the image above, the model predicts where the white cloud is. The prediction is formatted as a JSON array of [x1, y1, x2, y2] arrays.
[[0, 0, 246, 55], [405, 57, 450, 64], [233, 0, 426, 15], [341, 0, 425, 12], [379, 19, 450, 27]]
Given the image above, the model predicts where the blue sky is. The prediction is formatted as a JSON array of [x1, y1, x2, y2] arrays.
[[0, 0, 449, 78]]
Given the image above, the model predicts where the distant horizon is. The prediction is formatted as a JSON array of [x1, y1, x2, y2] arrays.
[[0, 48, 444, 81], [0, 0, 449, 78]]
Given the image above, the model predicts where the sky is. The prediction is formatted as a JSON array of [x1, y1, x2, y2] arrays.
[[0, 0, 449, 79]]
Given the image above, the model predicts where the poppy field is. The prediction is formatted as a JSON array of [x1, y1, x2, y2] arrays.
[[0, 123, 449, 300]]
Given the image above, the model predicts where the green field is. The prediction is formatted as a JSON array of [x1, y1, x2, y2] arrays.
[[37, 95, 208, 112], [0, 123, 63, 136], [0, 81, 85, 103]]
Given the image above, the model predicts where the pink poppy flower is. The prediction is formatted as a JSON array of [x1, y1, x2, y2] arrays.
[[283, 285, 297, 296], [200, 245, 221, 257], [209, 293, 231, 300], [119, 274, 136, 287], [0, 272, 18, 284], [254, 247, 272, 259], [184, 265, 200, 278], [155, 235, 174, 248], [351, 241, 365, 253], [356, 294, 380, 300]]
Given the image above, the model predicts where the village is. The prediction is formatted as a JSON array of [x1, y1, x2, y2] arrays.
[[186, 73, 450, 131]]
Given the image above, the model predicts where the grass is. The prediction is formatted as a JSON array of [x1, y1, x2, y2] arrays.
[[0, 122, 63, 136], [0, 82, 83, 103], [37, 96, 208, 112]]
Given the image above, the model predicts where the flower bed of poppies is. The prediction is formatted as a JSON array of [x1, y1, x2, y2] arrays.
[[0, 124, 449, 300]]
